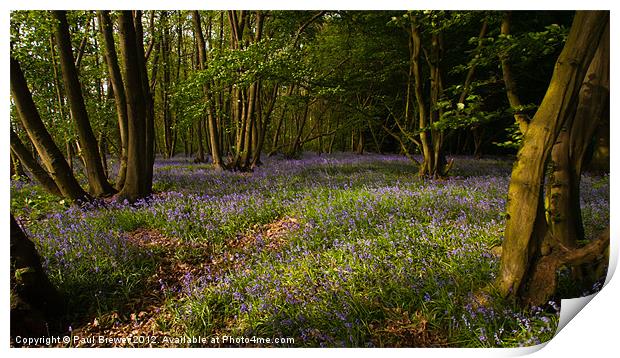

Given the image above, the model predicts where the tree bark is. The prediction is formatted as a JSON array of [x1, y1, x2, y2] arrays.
[[11, 215, 64, 338], [497, 11, 609, 305], [117, 11, 148, 202], [134, 10, 156, 195], [499, 12, 530, 134], [98, 10, 128, 190], [52, 11, 115, 197], [193, 10, 224, 170], [11, 57, 90, 202], [543, 21, 609, 288], [10, 129, 62, 196]]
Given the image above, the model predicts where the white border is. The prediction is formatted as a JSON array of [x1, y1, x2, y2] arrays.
[[2, 1, 617, 358]]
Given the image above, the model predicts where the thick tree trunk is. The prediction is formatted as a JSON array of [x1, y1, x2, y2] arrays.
[[11, 215, 64, 338], [134, 10, 156, 195], [98, 11, 128, 190], [117, 11, 148, 203], [11, 57, 90, 202], [544, 22, 609, 287], [10, 129, 61, 196], [52, 11, 115, 197], [497, 11, 609, 305]]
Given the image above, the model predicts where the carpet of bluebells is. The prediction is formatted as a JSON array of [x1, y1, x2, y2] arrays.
[[10, 153, 610, 347]]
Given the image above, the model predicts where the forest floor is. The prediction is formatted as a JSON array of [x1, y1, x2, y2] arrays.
[[10, 153, 610, 347]]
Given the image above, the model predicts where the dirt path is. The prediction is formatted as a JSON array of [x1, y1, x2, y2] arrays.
[[67, 217, 300, 347]]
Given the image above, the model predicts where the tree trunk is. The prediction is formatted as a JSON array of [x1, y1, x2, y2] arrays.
[[161, 11, 174, 159], [66, 141, 74, 171], [11, 57, 90, 202], [409, 19, 432, 176], [499, 12, 530, 134], [99, 132, 108, 179], [134, 10, 156, 195], [52, 11, 115, 197], [193, 10, 224, 170], [10, 129, 62, 196], [545, 21, 609, 287], [11, 215, 64, 338], [98, 10, 128, 190], [10, 149, 27, 178], [252, 83, 278, 167], [497, 11, 609, 305], [117, 11, 148, 203]]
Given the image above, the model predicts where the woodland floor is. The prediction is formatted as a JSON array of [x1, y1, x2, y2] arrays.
[[10, 153, 610, 347]]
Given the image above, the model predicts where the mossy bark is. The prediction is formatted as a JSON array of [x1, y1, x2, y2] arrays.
[[497, 11, 609, 305], [10, 57, 90, 202]]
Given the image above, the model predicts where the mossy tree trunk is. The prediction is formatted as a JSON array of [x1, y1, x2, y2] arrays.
[[497, 11, 609, 306], [10, 57, 91, 202]]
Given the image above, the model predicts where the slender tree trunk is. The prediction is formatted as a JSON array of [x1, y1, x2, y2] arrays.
[[409, 18, 434, 176], [66, 141, 74, 171], [193, 10, 224, 170], [252, 83, 278, 167], [11, 57, 90, 202], [270, 84, 294, 156], [10, 130, 61, 196], [160, 11, 174, 159], [10, 149, 27, 178], [497, 11, 609, 306], [73, 16, 92, 71], [98, 132, 108, 179], [499, 12, 530, 135], [98, 11, 128, 190], [52, 11, 115, 197], [461, 19, 489, 158]]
